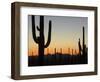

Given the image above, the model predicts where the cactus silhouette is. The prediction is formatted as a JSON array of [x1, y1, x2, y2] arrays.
[[54, 48, 57, 55], [78, 26, 86, 55], [75, 49, 77, 54], [68, 48, 70, 54], [82, 26, 85, 55], [31, 15, 52, 65], [60, 48, 62, 54], [78, 38, 82, 55], [72, 49, 73, 55]]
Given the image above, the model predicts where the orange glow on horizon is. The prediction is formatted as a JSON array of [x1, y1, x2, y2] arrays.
[[28, 47, 79, 56]]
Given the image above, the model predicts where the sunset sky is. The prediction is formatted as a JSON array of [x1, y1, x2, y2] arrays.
[[28, 15, 88, 56]]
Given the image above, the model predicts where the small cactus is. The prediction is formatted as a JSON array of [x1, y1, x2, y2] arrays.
[[60, 48, 62, 54], [72, 49, 73, 55], [68, 48, 70, 54], [54, 48, 57, 55]]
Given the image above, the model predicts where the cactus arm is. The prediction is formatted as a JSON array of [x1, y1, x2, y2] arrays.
[[37, 26, 40, 31], [32, 15, 38, 43], [44, 20, 52, 48]]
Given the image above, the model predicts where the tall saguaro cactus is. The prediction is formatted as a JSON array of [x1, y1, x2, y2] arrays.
[[31, 15, 52, 65], [82, 26, 85, 55], [78, 26, 86, 55], [78, 38, 82, 55]]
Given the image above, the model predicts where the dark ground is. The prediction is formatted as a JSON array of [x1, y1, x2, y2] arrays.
[[28, 53, 88, 66]]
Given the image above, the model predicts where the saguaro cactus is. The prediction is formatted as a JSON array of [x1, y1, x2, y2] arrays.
[[60, 48, 62, 54], [78, 38, 82, 55], [78, 26, 86, 55], [31, 15, 52, 65], [72, 49, 73, 55], [82, 26, 85, 55], [75, 49, 77, 54], [54, 48, 57, 55], [68, 48, 70, 54]]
